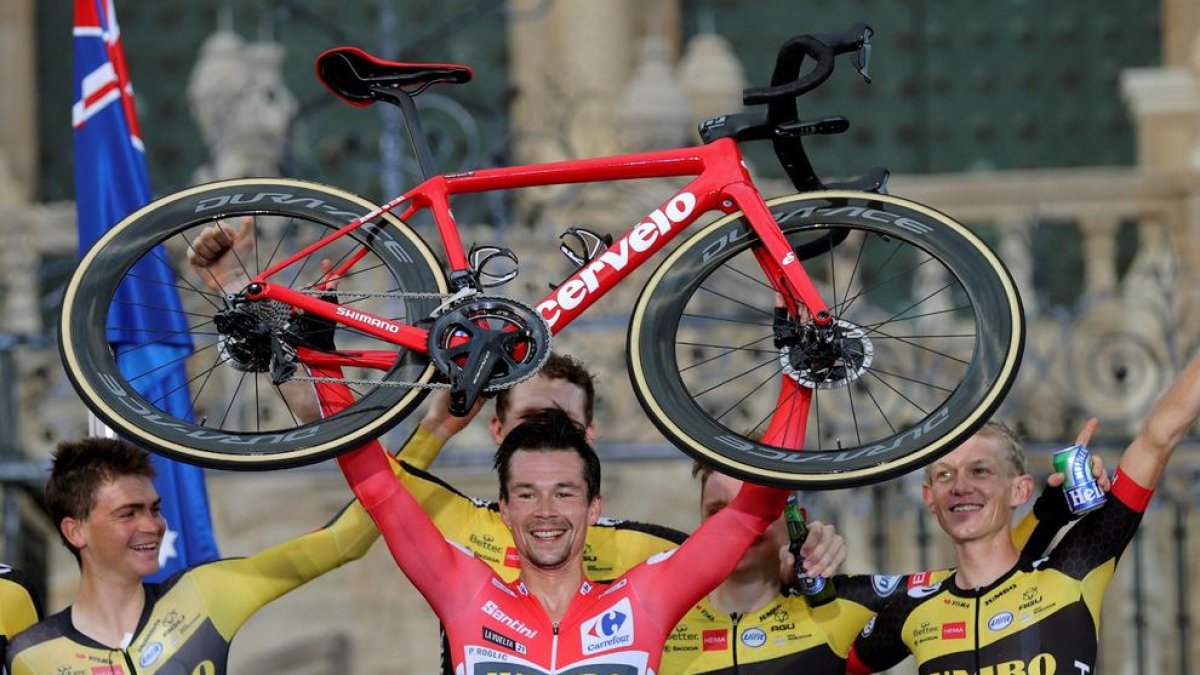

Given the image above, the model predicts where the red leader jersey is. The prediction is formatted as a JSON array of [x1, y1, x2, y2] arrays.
[[337, 445, 786, 675]]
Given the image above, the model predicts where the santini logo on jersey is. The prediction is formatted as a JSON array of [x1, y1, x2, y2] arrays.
[[481, 600, 538, 639], [580, 598, 635, 654]]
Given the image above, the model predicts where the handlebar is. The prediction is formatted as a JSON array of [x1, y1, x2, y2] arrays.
[[717, 22, 882, 194], [743, 23, 872, 105]]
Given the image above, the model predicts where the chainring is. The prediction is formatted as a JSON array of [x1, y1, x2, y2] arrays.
[[427, 296, 551, 392]]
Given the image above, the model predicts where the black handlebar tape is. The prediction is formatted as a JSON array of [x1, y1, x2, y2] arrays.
[[743, 35, 833, 105], [741, 22, 872, 105]]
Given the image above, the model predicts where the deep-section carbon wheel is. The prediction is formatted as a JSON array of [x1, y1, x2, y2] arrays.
[[60, 178, 448, 469], [629, 191, 1024, 488]]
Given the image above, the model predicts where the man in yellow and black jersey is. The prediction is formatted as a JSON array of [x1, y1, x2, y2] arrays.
[[0, 565, 39, 672], [662, 453, 1089, 675], [6, 437, 397, 675], [847, 352, 1200, 674]]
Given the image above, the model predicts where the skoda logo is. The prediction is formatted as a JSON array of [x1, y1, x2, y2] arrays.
[[740, 628, 767, 648], [871, 575, 902, 597], [988, 611, 1014, 631]]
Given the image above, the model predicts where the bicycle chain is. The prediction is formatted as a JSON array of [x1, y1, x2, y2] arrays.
[[288, 373, 451, 389], [287, 290, 547, 392], [299, 289, 454, 299]]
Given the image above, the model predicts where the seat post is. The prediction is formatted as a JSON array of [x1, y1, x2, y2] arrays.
[[373, 86, 438, 181]]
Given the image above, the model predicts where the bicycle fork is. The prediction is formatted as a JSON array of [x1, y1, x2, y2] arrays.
[[724, 182, 832, 450]]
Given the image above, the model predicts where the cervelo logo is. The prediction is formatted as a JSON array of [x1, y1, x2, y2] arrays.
[[537, 192, 697, 327], [336, 305, 399, 334], [580, 598, 635, 654], [481, 600, 538, 639]]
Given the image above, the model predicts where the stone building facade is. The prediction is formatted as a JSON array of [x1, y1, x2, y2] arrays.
[[3, 0, 1200, 672]]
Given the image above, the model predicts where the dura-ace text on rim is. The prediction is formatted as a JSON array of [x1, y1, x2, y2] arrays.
[[628, 191, 1024, 489], [59, 178, 447, 469]]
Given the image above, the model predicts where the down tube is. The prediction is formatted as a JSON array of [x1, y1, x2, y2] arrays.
[[533, 185, 726, 334]]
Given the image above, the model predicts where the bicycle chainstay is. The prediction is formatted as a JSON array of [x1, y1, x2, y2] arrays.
[[282, 289, 549, 393]]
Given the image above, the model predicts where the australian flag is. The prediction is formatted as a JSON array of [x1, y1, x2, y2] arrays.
[[72, 0, 219, 580]]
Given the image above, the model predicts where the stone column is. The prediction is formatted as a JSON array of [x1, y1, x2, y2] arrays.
[[0, 0, 36, 201], [1078, 215, 1121, 296], [1163, 0, 1200, 68], [551, 0, 634, 158]]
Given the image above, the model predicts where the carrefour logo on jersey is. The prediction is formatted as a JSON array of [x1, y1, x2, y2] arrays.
[[580, 598, 635, 654]]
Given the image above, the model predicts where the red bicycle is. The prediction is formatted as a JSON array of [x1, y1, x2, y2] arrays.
[[59, 23, 1023, 488]]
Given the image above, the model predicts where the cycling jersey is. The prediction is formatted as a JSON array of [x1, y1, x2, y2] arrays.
[[397, 427, 688, 581], [7, 466, 387, 675], [338, 441, 788, 675], [0, 566, 39, 673], [661, 574, 915, 674], [847, 469, 1151, 675], [662, 486, 1071, 675]]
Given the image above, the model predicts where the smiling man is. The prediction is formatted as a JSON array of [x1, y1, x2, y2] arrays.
[[338, 409, 801, 674], [847, 352, 1200, 674], [7, 437, 390, 675]]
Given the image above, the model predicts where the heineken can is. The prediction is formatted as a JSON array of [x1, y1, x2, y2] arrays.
[[1052, 444, 1106, 515]]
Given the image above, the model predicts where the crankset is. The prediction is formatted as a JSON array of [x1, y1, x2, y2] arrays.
[[427, 296, 551, 416]]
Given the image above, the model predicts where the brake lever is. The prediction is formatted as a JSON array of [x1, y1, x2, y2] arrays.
[[851, 26, 873, 83]]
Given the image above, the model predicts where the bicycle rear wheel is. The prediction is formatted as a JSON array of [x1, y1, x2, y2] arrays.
[[629, 191, 1024, 488], [60, 178, 448, 469]]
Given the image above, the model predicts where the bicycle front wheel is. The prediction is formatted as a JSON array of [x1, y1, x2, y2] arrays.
[[60, 178, 448, 469], [629, 191, 1024, 488]]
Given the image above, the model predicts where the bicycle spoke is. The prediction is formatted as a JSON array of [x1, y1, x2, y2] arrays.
[[696, 283, 776, 319], [713, 358, 786, 424]]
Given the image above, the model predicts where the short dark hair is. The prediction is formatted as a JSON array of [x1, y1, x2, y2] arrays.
[[495, 353, 596, 425], [494, 408, 601, 502], [46, 438, 156, 561]]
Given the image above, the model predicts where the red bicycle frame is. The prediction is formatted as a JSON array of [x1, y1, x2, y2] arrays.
[[244, 137, 827, 447]]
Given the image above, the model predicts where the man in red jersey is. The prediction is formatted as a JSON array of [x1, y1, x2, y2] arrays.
[[338, 408, 808, 674]]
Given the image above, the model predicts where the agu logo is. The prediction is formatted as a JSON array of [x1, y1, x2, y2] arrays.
[[581, 598, 635, 654]]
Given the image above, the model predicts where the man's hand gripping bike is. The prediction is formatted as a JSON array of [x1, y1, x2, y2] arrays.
[[59, 23, 1023, 488]]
